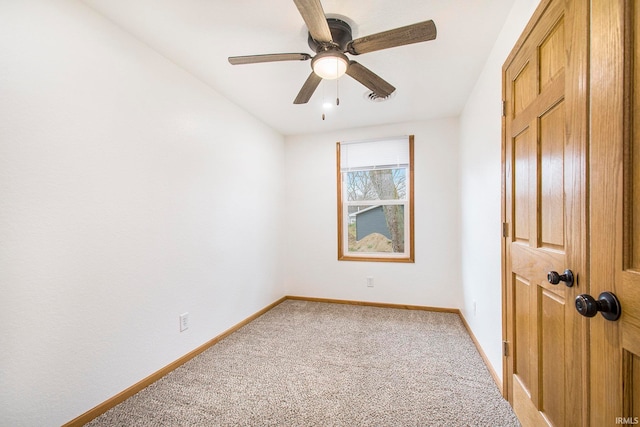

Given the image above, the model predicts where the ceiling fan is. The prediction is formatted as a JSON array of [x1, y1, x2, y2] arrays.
[[228, 0, 437, 104]]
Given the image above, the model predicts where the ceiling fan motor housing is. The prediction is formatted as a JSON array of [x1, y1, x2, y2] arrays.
[[228, 1, 437, 105], [308, 18, 353, 52]]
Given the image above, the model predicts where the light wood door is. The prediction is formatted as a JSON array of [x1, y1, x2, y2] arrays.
[[502, 0, 589, 425], [590, 0, 640, 425]]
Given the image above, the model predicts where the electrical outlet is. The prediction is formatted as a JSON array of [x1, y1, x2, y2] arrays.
[[179, 312, 189, 332], [366, 277, 374, 287]]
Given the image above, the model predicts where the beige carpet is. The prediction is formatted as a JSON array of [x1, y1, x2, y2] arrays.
[[88, 300, 520, 426]]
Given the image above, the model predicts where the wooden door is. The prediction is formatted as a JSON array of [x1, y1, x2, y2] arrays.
[[502, 0, 589, 425], [590, 0, 640, 425]]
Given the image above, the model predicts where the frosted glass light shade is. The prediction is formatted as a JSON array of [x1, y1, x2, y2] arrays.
[[312, 52, 348, 80]]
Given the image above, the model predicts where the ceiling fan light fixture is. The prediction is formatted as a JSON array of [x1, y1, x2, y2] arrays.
[[311, 51, 348, 80]]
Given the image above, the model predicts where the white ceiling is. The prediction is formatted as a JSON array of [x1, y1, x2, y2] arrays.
[[82, 0, 516, 136]]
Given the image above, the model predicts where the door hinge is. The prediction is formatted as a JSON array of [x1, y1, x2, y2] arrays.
[[503, 341, 509, 357], [502, 222, 509, 238], [502, 100, 506, 117]]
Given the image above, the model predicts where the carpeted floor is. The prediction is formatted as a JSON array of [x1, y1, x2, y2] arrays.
[[87, 300, 520, 426]]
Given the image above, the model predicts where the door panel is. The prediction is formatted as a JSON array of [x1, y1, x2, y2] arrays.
[[513, 275, 532, 399], [621, 0, 640, 420], [623, 352, 640, 418], [503, 0, 588, 425], [633, 0, 640, 273], [589, 0, 640, 425], [539, 19, 564, 90], [624, 1, 640, 384], [514, 130, 532, 242], [539, 101, 565, 249], [541, 288, 565, 423], [513, 63, 536, 115]]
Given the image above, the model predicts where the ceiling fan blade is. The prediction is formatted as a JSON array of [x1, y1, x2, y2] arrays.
[[347, 20, 437, 55], [228, 53, 311, 65], [346, 61, 396, 98], [294, 72, 323, 104], [292, 0, 333, 43]]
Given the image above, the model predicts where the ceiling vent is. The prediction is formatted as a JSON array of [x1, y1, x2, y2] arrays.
[[364, 90, 396, 102]]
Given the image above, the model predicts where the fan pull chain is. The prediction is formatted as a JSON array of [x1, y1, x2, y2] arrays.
[[320, 75, 340, 121], [322, 79, 326, 120], [336, 61, 340, 106]]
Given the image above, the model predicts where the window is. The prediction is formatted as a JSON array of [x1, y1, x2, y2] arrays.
[[337, 135, 414, 262]]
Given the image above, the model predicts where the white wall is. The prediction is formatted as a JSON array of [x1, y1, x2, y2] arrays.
[[0, 1, 285, 426], [0, 0, 542, 423], [284, 119, 461, 309], [458, 0, 540, 381]]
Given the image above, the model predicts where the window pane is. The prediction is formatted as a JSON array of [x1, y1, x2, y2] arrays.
[[348, 205, 405, 253], [345, 168, 406, 201]]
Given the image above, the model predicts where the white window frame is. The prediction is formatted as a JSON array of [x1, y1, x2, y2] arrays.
[[336, 135, 414, 262]]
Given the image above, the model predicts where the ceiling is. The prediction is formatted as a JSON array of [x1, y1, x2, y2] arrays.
[[82, 0, 516, 136]]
